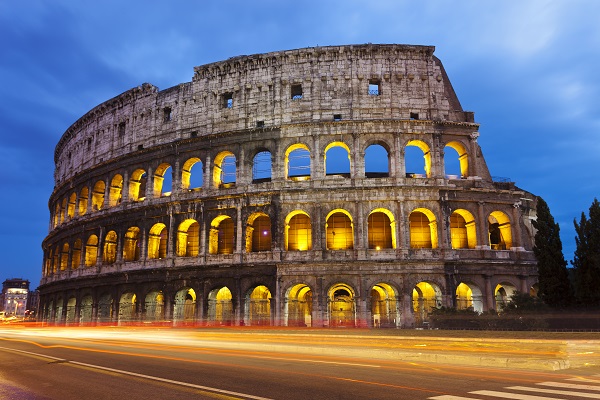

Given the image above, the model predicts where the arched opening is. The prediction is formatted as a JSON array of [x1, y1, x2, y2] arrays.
[[71, 239, 82, 270], [285, 211, 312, 251], [153, 163, 172, 197], [129, 169, 147, 201], [97, 293, 112, 323], [409, 208, 438, 249], [209, 216, 234, 255], [246, 285, 272, 326], [285, 284, 312, 327], [118, 293, 137, 322], [78, 186, 89, 216], [45, 300, 54, 322], [181, 157, 203, 190], [328, 284, 355, 327], [173, 288, 196, 322], [103, 231, 117, 264], [405, 140, 431, 178], [79, 295, 93, 324], [60, 198, 67, 224], [208, 287, 233, 325], [371, 283, 398, 328], [213, 151, 236, 188], [246, 213, 272, 252], [55, 297, 63, 323], [60, 243, 69, 271], [444, 141, 469, 179], [285, 144, 311, 181], [53, 203, 60, 227], [368, 209, 396, 249], [148, 223, 168, 259], [495, 282, 517, 311], [326, 210, 354, 250], [85, 235, 98, 267], [177, 219, 199, 257], [65, 297, 77, 324], [365, 143, 390, 178], [456, 283, 484, 313], [144, 290, 164, 321], [52, 246, 59, 273], [108, 174, 123, 207], [91, 180, 105, 211], [67, 192, 76, 219], [324, 142, 351, 178], [252, 151, 272, 183], [122, 227, 140, 261], [489, 211, 512, 250], [412, 282, 442, 327], [450, 209, 477, 249]]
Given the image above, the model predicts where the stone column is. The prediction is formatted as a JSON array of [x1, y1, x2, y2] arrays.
[[477, 201, 489, 249], [484, 274, 494, 312]]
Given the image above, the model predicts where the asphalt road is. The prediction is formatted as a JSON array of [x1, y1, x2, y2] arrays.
[[1, 327, 599, 400]]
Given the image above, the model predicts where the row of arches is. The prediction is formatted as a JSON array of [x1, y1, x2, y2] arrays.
[[42, 281, 523, 327], [51, 139, 472, 228], [44, 207, 514, 275]]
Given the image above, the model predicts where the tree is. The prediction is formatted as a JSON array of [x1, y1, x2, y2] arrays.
[[532, 197, 572, 307], [572, 198, 600, 306]]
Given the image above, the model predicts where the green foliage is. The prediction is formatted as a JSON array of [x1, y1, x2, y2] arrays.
[[500, 291, 547, 314], [572, 198, 600, 305], [532, 197, 572, 307]]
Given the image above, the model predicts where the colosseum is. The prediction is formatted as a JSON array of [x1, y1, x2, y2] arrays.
[[40, 44, 538, 328]]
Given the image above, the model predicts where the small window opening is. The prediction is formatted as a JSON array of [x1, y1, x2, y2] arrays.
[[368, 80, 381, 96], [190, 131, 198, 138], [256, 121, 264, 128], [118, 122, 126, 137], [291, 84, 303, 100], [223, 93, 233, 108], [138, 145, 144, 150], [87, 138, 92, 151], [163, 107, 172, 122], [333, 114, 342, 121], [410, 112, 419, 120]]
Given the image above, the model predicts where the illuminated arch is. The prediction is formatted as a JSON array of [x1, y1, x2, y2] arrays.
[[108, 174, 123, 207], [365, 143, 390, 178], [456, 282, 483, 313], [79, 295, 93, 323], [148, 223, 168, 259], [285, 283, 313, 327], [122, 227, 140, 261], [181, 157, 203, 190], [129, 169, 147, 201], [328, 283, 356, 327], [209, 216, 234, 255], [103, 230, 117, 264], [174, 287, 197, 322], [412, 281, 442, 326], [153, 163, 172, 197], [450, 209, 477, 249], [405, 140, 431, 178], [324, 141, 351, 177], [325, 209, 354, 250], [67, 192, 76, 219], [246, 285, 272, 326], [246, 213, 272, 252], [409, 208, 438, 249], [489, 211, 512, 250], [71, 239, 82, 270], [285, 143, 311, 180], [368, 208, 396, 249], [60, 243, 69, 271], [445, 141, 469, 178], [85, 234, 98, 267], [177, 219, 199, 257], [53, 203, 60, 227], [207, 286, 233, 325], [97, 292, 113, 322], [91, 180, 105, 211], [65, 297, 77, 324], [118, 292, 137, 322], [371, 283, 399, 327], [285, 210, 312, 251], [60, 198, 67, 223], [213, 151, 236, 188], [495, 282, 518, 311], [144, 290, 164, 321], [78, 187, 89, 216]]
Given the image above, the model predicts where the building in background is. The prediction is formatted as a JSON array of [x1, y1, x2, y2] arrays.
[[1, 278, 30, 317]]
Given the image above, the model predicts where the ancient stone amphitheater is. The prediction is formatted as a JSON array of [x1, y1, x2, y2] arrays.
[[40, 44, 538, 327]]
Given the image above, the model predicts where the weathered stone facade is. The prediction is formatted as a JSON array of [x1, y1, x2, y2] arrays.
[[40, 44, 538, 327]]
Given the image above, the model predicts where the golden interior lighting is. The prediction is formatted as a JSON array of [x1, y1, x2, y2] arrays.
[[129, 169, 147, 201], [405, 140, 432, 178], [489, 211, 512, 250], [285, 211, 312, 251], [326, 210, 353, 250], [409, 209, 437, 249]]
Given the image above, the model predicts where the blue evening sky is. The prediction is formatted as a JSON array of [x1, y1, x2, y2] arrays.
[[1, 1, 598, 289]]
